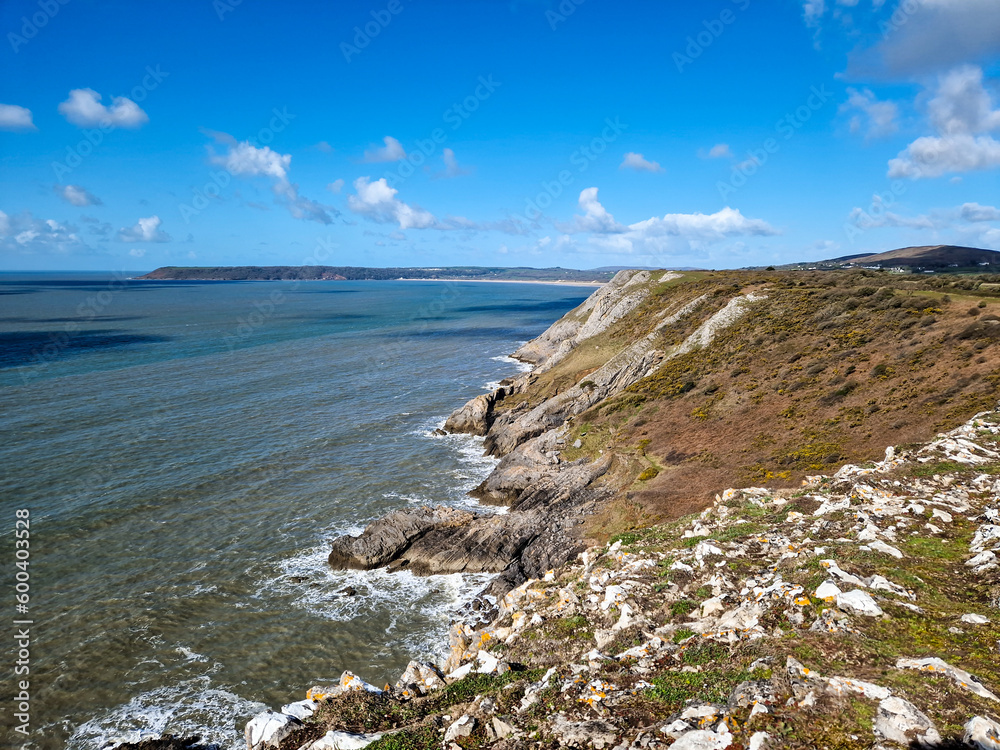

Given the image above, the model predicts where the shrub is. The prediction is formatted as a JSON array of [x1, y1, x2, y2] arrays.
[[638, 466, 660, 481]]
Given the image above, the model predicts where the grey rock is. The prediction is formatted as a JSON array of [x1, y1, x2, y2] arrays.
[[327, 506, 477, 570], [875, 696, 942, 747], [669, 729, 733, 749], [549, 713, 619, 749], [443, 714, 475, 742], [965, 715, 1000, 750], [244, 711, 301, 750]]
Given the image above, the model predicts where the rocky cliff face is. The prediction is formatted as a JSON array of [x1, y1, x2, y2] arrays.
[[225, 408, 1000, 750]]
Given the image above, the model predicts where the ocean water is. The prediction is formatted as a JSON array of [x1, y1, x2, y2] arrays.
[[0, 273, 591, 750]]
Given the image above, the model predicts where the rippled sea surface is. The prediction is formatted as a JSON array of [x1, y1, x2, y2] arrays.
[[0, 273, 591, 750]]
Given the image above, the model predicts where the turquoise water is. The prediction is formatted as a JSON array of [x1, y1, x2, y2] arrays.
[[0, 274, 591, 749]]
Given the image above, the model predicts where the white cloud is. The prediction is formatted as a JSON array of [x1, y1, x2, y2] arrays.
[[129, 248, 147, 257], [961, 202, 1000, 221], [926, 65, 1000, 135], [211, 140, 291, 181], [888, 66, 1000, 179], [58, 88, 149, 129], [560, 187, 626, 233], [316, 141, 333, 153], [0, 211, 89, 255], [557, 188, 778, 258], [347, 177, 436, 229], [703, 143, 732, 159], [0, 104, 36, 131], [889, 134, 1000, 178], [56, 184, 102, 207], [438, 148, 471, 178], [326, 178, 345, 194], [362, 136, 407, 163], [207, 134, 334, 224], [803, 0, 826, 27], [861, 0, 1000, 76], [619, 152, 663, 173], [118, 215, 171, 243], [848, 196, 939, 229], [841, 87, 899, 139]]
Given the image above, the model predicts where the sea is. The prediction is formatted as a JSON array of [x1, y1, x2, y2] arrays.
[[0, 272, 592, 750]]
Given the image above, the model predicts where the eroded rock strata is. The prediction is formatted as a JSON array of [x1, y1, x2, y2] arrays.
[[238, 409, 1000, 750]]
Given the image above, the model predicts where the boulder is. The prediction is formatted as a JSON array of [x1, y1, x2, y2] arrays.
[[965, 716, 1000, 750], [443, 714, 475, 742], [875, 696, 941, 747], [327, 506, 476, 570], [302, 730, 384, 750], [244, 711, 301, 750], [444, 388, 507, 436]]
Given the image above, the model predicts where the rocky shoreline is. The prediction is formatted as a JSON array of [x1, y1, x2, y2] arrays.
[[159, 405, 1000, 750], [323, 270, 731, 609], [119, 270, 1000, 749]]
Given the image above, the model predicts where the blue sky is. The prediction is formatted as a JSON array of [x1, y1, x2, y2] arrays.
[[1, 0, 998, 271]]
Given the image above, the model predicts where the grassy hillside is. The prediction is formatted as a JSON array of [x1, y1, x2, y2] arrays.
[[488, 269, 1000, 540]]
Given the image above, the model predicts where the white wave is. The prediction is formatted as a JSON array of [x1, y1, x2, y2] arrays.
[[260, 544, 493, 663], [490, 354, 533, 373], [67, 676, 265, 750], [175, 646, 209, 662]]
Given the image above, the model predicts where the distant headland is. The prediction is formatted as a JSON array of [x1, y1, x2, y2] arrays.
[[136, 265, 620, 283]]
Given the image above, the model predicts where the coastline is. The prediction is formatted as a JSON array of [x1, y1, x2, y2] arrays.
[[394, 278, 606, 287], [122, 268, 1000, 750]]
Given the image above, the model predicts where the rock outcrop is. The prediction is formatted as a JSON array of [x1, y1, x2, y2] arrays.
[[261, 408, 1000, 750]]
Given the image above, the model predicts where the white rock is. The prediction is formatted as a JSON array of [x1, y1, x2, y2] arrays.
[[967, 550, 997, 568], [815, 581, 841, 601], [280, 699, 317, 721], [661, 719, 694, 739], [962, 613, 991, 625], [444, 714, 475, 742], [931, 508, 953, 523], [245, 711, 301, 750], [446, 662, 474, 682], [896, 657, 1000, 701], [965, 715, 1000, 750], [821, 560, 867, 587], [837, 589, 884, 617], [476, 650, 510, 675], [868, 539, 904, 559], [339, 671, 383, 694], [700, 597, 726, 619], [869, 575, 913, 600], [600, 584, 625, 611], [875, 696, 941, 747], [826, 676, 891, 700], [304, 730, 384, 750], [612, 602, 638, 631], [670, 729, 732, 749], [749, 732, 772, 750], [491, 716, 516, 740]]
